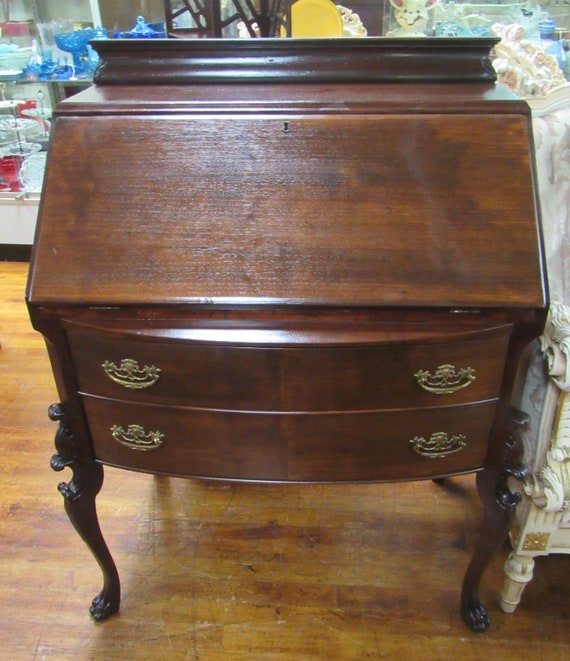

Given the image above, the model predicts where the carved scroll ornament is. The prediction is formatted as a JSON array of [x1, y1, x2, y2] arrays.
[[542, 302, 570, 391], [524, 302, 570, 512]]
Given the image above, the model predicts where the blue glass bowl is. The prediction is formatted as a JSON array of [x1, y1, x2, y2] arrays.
[[54, 28, 99, 63]]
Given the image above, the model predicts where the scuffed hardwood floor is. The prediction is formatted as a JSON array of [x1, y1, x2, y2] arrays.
[[1, 261, 568, 660]]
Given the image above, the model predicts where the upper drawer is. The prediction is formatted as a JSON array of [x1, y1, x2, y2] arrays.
[[66, 323, 512, 412]]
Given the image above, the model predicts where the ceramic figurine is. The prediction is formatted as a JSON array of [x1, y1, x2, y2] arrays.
[[492, 22, 567, 97], [387, 0, 440, 37], [338, 6, 368, 37]]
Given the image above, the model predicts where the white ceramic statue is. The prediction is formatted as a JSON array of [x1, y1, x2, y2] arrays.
[[387, 0, 440, 37]]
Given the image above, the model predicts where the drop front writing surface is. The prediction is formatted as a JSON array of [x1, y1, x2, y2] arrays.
[[30, 109, 544, 308]]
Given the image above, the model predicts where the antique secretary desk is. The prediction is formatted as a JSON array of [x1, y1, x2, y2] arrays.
[[26, 37, 547, 631]]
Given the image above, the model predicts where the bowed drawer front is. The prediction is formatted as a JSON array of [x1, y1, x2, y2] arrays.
[[65, 319, 508, 482], [66, 322, 512, 412], [82, 395, 497, 481]]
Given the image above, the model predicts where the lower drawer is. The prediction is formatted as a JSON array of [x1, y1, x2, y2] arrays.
[[82, 396, 497, 482]]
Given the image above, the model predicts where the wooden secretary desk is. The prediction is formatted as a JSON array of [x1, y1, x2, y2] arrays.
[[26, 38, 547, 631]]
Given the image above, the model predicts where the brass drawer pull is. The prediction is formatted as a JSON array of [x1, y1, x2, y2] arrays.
[[410, 432, 467, 458], [102, 358, 161, 389], [111, 424, 164, 451], [414, 364, 475, 394]]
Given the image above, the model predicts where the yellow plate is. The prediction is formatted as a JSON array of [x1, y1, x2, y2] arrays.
[[285, 0, 343, 38]]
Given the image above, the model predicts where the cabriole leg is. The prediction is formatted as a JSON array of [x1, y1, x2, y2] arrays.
[[461, 409, 529, 632], [49, 402, 120, 621]]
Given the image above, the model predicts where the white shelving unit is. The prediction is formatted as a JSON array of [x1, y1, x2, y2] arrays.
[[0, 191, 40, 246]]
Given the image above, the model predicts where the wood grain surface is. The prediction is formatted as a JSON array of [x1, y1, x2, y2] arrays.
[[29, 104, 545, 309]]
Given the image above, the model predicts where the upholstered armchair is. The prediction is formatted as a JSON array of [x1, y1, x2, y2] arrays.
[[498, 86, 570, 613]]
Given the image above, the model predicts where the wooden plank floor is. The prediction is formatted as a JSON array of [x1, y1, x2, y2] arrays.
[[1, 261, 568, 660]]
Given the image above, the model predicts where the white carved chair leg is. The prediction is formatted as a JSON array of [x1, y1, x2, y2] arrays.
[[499, 552, 535, 613]]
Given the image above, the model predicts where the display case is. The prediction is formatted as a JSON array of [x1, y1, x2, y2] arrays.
[[0, 0, 99, 255], [0, 0, 165, 256]]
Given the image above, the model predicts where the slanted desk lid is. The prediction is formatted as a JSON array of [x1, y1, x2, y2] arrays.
[[28, 111, 546, 308], [27, 40, 546, 310]]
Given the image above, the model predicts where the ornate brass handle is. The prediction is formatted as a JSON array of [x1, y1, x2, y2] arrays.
[[102, 358, 161, 389], [414, 364, 476, 394], [111, 424, 164, 451], [410, 432, 467, 458]]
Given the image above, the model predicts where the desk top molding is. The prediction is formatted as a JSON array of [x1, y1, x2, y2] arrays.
[[92, 37, 500, 85]]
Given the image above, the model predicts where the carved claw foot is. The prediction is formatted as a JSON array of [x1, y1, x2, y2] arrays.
[[461, 601, 490, 633], [49, 402, 121, 622], [90, 590, 120, 622]]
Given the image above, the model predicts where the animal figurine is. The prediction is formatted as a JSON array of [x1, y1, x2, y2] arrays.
[[386, 0, 440, 37]]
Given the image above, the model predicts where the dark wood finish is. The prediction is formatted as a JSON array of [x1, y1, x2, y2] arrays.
[[48, 402, 121, 621], [66, 321, 512, 410], [82, 396, 497, 481], [26, 40, 547, 631], [461, 410, 530, 631], [91, 38, 500, 84], [30, 110, 543, 308]]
